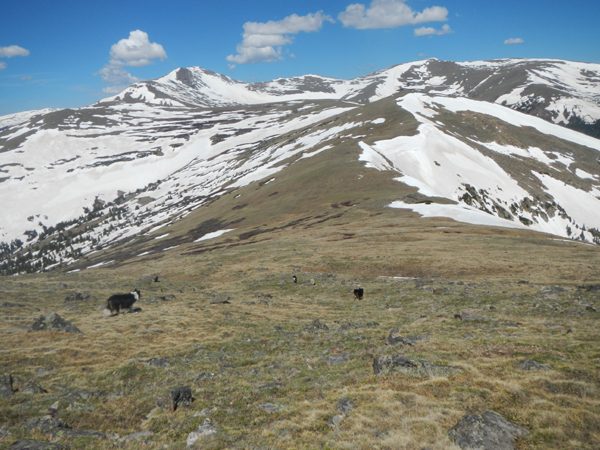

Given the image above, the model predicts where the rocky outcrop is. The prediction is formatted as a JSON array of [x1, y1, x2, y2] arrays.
[[373, 356, 462, 377], [29, 312, 82, 334], [186, 419, 217, 446], [448, 411, 529, 450], [0, 373, 14, 398]]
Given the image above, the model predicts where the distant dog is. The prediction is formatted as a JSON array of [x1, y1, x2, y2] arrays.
[[354, 288, 364, 300], [105, 289, 141, 315]]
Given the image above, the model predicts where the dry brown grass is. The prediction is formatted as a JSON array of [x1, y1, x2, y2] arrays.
[[1, 164, 600, 449]]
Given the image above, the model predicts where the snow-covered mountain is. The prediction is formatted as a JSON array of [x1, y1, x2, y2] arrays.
[[102, 58, 600, 138], [1, 58, 599, 274]]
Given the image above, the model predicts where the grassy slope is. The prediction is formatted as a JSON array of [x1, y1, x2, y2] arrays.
[[1, 100, 600, 449]]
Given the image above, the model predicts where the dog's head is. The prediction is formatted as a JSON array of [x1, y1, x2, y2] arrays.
[[134, 289, 141, 300]]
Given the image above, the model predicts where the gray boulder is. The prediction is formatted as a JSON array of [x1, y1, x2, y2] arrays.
[[336, 398, 354, 413], [448, 411, 529, 449], [373, 356, 462, 377], [64, 292, 97, 303], [19, 380, 47, 395], [8, 440, 67, 450], [0, 373, 14, 398], [387, 328, 415, 346], [519, 360, 551, 371], [29, 312, 82, 334], [303, 319, 329, 332], [157, 386, 193, 411], [186, 419, 217, 446]]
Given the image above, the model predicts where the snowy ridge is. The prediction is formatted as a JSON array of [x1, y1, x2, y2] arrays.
[[98, 59, 600, 139], [1, 57, 600, 274], [360, 93, 600, 241]]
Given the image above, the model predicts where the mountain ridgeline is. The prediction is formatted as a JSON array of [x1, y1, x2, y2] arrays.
[[1, 58, 599, 275]]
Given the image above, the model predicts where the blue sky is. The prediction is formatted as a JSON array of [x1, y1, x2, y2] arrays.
[[1, 0, 599, 116]]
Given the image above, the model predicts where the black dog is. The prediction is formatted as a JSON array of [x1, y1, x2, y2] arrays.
[[106, 289, 141, 315], [353, 288, 364, 300]]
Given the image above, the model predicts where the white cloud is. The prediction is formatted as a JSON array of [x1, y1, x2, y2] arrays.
[[504, 38, 524, 45], [227, 12, 333, 65], [0, 45, 30, 58], [0, 45, 30, 70], [109, 30, 167, 67], [97, 30, 166, 94], [339, 0, 448, 30], [414, 23, 452, 36]]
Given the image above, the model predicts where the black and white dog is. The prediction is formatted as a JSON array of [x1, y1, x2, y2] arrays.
[[353, 288, 364, 300], [105, 289, 141, 315]]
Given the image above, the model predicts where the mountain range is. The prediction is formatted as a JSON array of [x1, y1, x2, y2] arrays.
[[1, 58, 599, 275]]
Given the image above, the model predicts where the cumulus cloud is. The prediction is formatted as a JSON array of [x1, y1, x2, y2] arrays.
[[339, 0, 448, 29], [414, 23, 452, 36], [504, 38, 524, 45], [0, 45, 30, 58], [227, 12, 333, 65], [97, 30, 167, 93], [0, 45, 30, 70], [109, 30, 167, 67]]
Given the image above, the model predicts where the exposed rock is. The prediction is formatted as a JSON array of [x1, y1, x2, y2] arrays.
[[193, 407, 217, 417], [0, 373, 14, 398], [519, 360, 551, 371], [34, 368, 55, 377], [256, 402, 285, 412], [57, 389, 106, 403], [387, 328, 415, 346], [448, 411, 529, 450], [187, 419, 217, 446], [321, 354, 350, 366], [64, 292, 97, 303], [328, 414, 345, 426], [19, 417, 68, 435], [119, 431, 153, 441], [0, 302, 25, 308], [153, 294, 176, 302], [139, 273, 160, 283], [29, 312, 82, 334], [143, 357, 171, 368], [210, 296, 231, 304], [19, 380, 47, 395], [172, 386, 193, 410], [195, 372, 216, 381], [373, 356, 462, 377], [257, 382, 285, 390], [336, 398, 354, 413], [303, 319, 329, 333], [8, 440, 67, 450]]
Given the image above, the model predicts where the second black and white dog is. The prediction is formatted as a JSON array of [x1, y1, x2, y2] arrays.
[[106, 289, 141, 315]]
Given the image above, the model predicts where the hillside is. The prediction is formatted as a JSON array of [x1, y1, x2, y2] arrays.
[[1, 58, 600, 275]]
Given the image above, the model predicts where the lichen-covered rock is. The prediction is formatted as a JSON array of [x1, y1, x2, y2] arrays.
[[8, 440, 67, 450], [0, 373, 14, 398], [157, 386, 193, 411], [519, 360, 551, 371], [29, 312, 82, 334], [19, 380, 47, 395], [387, 327, 415, 346], [186, 419, 217, 446], [19, 417, 69, 434], [64, 292, 97, 303], [336, 398, 354, 413], [373, 356, 462, 377], [448, 411, 529, 450], [303, 319, 328, 332]]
